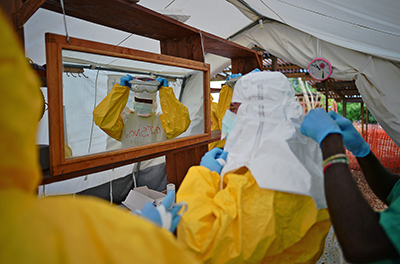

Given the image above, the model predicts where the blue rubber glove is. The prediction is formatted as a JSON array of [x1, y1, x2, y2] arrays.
[[200, 148, 228, 174], [328, 111, 370, 157], [120, 74, 133, 88], [136, 190, 182, 233], [250, 68, 261, 73], [226, 73, 242, 81], [300, 108, 342, 145], [156, 77, 168, 89]]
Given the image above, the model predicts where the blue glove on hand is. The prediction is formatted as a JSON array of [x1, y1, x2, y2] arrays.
[[250, 68, 261, 73], [136, 190, 183, 233], [120, 74, 133, 88], [300, 108, 342, 145], [328, 111, 370, 157], [226, 73, 242, 81], [156, 77, 168, 89], [200, 148, 228, 174]]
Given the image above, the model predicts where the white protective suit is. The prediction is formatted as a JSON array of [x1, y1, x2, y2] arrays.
[[177, 71, 330, 264]]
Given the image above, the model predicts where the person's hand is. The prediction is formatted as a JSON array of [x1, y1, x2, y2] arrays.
[[135, 190, 183, 233], [328, 111, 370, 157], [120, 74, 133, 88], [156, 77, 168, 89], [200, 148, 228, 174], [300, 108, 342, 145], [250, 68, 261, 73], [226, 73, 242, 81]]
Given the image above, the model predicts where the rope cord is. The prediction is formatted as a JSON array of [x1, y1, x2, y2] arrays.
[[59, 0, 70, 44]]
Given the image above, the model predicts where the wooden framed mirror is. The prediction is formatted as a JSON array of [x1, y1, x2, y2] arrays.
[[45, 33, 210, 183]]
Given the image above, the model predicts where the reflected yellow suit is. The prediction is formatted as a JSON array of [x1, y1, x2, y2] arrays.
[[177, 166, 331, 264], [208, 84, 233, 150], [93, 81, 191, 142], [0, 9, 199, 264]]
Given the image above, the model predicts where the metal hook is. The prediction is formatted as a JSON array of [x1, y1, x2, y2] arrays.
[[70, 71, 77, 78], [77, 71, 89, 78]]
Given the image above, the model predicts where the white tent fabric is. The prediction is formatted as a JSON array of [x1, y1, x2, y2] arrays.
[[230, 21, 400, 147], [228, 0, 400, 63], [224, 0, 400, 147]]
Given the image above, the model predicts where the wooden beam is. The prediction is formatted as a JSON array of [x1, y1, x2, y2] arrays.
[[329, 86, 347, 101], [202, 31, 262, 59], [325, 81, 329, 112], [13, 0, 46, 30], [210, 88, 221, 93], [161, 34, 204, 62], [282, 73, 310, 79], [0, 0, 24, 43], [264, 64, 304, 71], [361, 102, 364, 135], [271, 55, 277, 71], [41, 0, 198, 41], [315, 81, 356, 89], [40, 0, 262, 62], [166, 145, 208, 191], [231, 55, 263, 74], [366, 106, 369, 138]]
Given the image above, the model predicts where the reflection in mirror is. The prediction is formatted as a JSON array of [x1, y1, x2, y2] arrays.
[[62, 50, 204, 158]]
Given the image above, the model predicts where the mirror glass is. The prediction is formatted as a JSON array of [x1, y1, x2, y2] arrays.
[[62, 49, 204, 158]]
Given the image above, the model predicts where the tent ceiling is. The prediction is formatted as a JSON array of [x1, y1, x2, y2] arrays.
[[228, 0, 400, 63]]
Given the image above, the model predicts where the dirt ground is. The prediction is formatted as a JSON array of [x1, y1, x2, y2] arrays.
[[351, 169, 387, 211]]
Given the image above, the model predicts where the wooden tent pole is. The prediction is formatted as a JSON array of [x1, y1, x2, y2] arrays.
[[325, 81, 329, 112], [366, 106, 369, 140], [361, 102, 364, 136]]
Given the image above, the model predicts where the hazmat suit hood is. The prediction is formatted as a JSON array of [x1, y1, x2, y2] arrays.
[[221, 71, 327, 209], [133, 89, 159, 115], [0, 14, 42, 193]]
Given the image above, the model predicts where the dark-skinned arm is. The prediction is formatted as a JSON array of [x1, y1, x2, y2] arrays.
[[321, 134, 399, 263], [356, 152, 400, 205]]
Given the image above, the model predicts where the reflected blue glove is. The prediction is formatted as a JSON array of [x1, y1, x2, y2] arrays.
[[226, 73, 242, 81], [300, 108, 342, 145], [328, 111, 370, 157], [250, 68, 261, 73], [156, 77, 168, 89], [120, 74, 133, 88], [200, 148, 228, 174], [135, 190, 182, 232]]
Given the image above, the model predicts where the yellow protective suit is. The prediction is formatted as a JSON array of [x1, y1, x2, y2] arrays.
[[177, 166, 331, 264], [208, 84, 233, 150], [0, 9, 200, 264], [93, 81, 191, 141], [216, 84, 233, 130], [208, 94, 223, 150]]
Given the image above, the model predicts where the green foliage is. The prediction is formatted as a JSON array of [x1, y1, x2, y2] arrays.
[[289, 78, 318, 93], [288, 78, 376, 124], [289, 78, 302, 93], [288, 78, 317, 93], [337, 102, 377, 123], [319, 94, 337, 111]]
